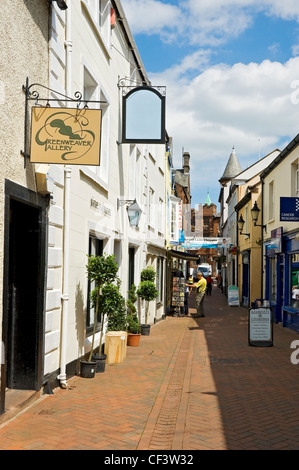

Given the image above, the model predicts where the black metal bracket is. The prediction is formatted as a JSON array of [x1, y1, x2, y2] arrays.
[[117, 77, 166, 97], [21, 77, 106, 168]]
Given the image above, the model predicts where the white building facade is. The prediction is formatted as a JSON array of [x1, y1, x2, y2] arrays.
[[1, 0, 169, 414], [44, 0, 168, 387]]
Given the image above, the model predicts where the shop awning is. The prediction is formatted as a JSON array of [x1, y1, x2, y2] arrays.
[[169, 249, 199, 261]]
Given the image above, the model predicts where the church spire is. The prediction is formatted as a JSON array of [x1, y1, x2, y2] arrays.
[[205, 189, 211, 206], [219, 146, 242, 184]]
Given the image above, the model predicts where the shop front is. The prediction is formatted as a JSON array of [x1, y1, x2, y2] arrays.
[[166, 249, 199, 316], [281, 234, 299, 332], [265, 228, 299, 332]]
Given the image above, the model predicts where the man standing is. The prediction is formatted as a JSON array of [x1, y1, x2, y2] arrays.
[[206, 275, 213, 296], [190, 271, 207, 318]]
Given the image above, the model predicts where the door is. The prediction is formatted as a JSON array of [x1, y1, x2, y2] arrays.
[[242, 251, 250, 307], [6, 199, 42, 389], [1, 180, 47, 406]]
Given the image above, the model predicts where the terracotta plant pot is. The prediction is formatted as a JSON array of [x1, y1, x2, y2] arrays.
[[127, 333, 141, 347]]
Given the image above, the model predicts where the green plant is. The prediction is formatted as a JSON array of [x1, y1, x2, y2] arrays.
[[126, 284, 141, 334], [86, 253, 119, 362], [102, 284, 127, 332], [127, 284, 137, 315], [137, 279, 159, 325], [140, 266, 156, 282], [127, 312, 141, 334]]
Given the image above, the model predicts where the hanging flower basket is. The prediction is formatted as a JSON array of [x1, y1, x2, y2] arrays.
[[229, 246, 240, 255]]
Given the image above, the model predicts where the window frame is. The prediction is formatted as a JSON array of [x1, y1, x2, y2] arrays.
[[86, 236, 104, 335]]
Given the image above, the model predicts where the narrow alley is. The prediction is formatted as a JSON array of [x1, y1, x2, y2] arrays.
[[1, 286, 299, 451]]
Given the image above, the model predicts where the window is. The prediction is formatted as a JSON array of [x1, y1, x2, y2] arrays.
[[269, 257, 276, 303], [128, 147, 141, 203], [291, 254, 299, 307], [83, 0, 111, 49], [158, 197, 164, 234], [269, 180, 274, 220], [148, 187, 155, 227], [244, 206, 249, 237], [171, 201, 176, 240], [291, 159, 299, 197], [86, 236, 103, 332], [99, 0, 111, 47], [156, 257, 164, 303], [81, 65, 110, 188]]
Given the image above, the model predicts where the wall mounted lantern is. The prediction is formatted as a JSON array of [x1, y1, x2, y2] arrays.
[[47, 0, 68, 9], [238, 202, 267, 237], [117, 199, 142, 228], [237, 214, 250, 237], [251, 202, 266, 230]]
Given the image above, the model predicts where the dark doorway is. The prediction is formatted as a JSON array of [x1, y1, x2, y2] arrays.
[[2, 181, 47, 402], [242, 251, 250, 308], [7, 199, 41, 389], [128, 247, 135, 290]]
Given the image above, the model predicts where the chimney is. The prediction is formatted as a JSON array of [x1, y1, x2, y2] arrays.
[[183, 152, 190, 174]]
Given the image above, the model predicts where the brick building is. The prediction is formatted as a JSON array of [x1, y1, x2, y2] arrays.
[[190, 192, 220, 276]]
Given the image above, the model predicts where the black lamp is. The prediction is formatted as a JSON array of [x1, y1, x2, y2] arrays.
[[237, 214, 250, 237], [49, 0, 68, 10], [251, 202, 266, 230]]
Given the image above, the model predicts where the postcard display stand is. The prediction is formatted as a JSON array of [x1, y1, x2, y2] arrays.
[[172, 274, 185, 316]]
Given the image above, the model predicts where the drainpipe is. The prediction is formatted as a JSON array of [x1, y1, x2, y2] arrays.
[[58, 0, 72, 388]]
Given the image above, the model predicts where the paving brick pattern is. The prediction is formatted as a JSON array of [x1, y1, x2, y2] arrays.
[[1, 287, 299, 450]]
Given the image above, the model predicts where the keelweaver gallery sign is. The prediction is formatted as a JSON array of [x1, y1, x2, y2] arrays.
[[30, 107, 102, 165]]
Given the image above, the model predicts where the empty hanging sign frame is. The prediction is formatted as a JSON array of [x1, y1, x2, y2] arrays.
[[122, 86, 166, 144]]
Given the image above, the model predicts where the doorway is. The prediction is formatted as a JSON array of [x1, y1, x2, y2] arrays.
[[2, 181, 47, 405], [242, 251, 250, 307]]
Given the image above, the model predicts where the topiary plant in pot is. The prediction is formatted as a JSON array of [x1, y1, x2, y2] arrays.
[[105, 282, 127, 332], [126, 284, 141, 346], [82, 253, 119, 377], [102, 281, 129, 364], [137, 267, 159, 336]]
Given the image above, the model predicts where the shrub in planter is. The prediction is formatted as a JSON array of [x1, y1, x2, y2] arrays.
[[137, 275, 159, 335], [83, 254, 119, 376], [126, 284, 141, 346], [105, 282, 127, 332]]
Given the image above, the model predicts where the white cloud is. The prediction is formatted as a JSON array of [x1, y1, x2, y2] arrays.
[[150, 56, 299, 191], [121, 0, 299, 203], [121, 0, 180, 36], [122, 0, 299, 47]]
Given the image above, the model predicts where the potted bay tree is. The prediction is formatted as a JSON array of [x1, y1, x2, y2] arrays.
[[137, 266, 159, 336], [81, 253, 119, 377]]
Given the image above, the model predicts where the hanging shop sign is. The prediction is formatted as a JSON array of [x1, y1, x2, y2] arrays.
[[121, 86, 166, 144], [280, 197, 299, 221], [248, 307, 273, 347], [266, 227, 283, 255], [182, 237, 231, 249], [30, 107, 102, 165]]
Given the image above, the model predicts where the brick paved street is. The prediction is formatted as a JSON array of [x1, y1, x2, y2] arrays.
[[1, 286, 299, 450]]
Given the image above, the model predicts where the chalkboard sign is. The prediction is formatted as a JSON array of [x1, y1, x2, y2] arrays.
[[248, 307, 273, 347]]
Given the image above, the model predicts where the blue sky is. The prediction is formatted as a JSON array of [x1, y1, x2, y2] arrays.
[[122, 1, 299, 209]]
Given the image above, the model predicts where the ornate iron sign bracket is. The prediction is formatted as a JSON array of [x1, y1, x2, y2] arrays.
[[22, 77, 106, 167], [117, 76, 166, 97]]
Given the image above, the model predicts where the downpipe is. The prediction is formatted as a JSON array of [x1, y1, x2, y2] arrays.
[[58, 0, 72, 388]]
